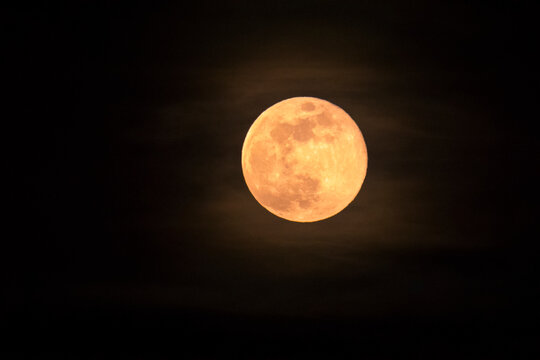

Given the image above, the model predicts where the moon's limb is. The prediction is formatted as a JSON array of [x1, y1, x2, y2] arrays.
[[242, 97, 367, 222]]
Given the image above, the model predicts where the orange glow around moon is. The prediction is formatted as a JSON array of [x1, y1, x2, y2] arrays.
[[241, 97, 368, 222]]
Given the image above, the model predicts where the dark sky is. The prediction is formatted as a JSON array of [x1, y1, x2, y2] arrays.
[[5, 1, 537, 358]]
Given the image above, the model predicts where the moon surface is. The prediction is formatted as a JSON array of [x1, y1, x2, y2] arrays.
[[241, 97, 368, 222]]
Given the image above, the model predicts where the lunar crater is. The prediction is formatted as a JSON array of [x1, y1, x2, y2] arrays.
[[301, 102, 315, 111]]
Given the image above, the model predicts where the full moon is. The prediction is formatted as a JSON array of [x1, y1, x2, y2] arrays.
[[241, 97, 368, 222]]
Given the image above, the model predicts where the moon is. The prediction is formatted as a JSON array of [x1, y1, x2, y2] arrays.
[[241, 97, 368, 222]]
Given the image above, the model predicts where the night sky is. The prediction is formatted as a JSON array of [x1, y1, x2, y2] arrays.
[[5, 1, 537, 358]]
